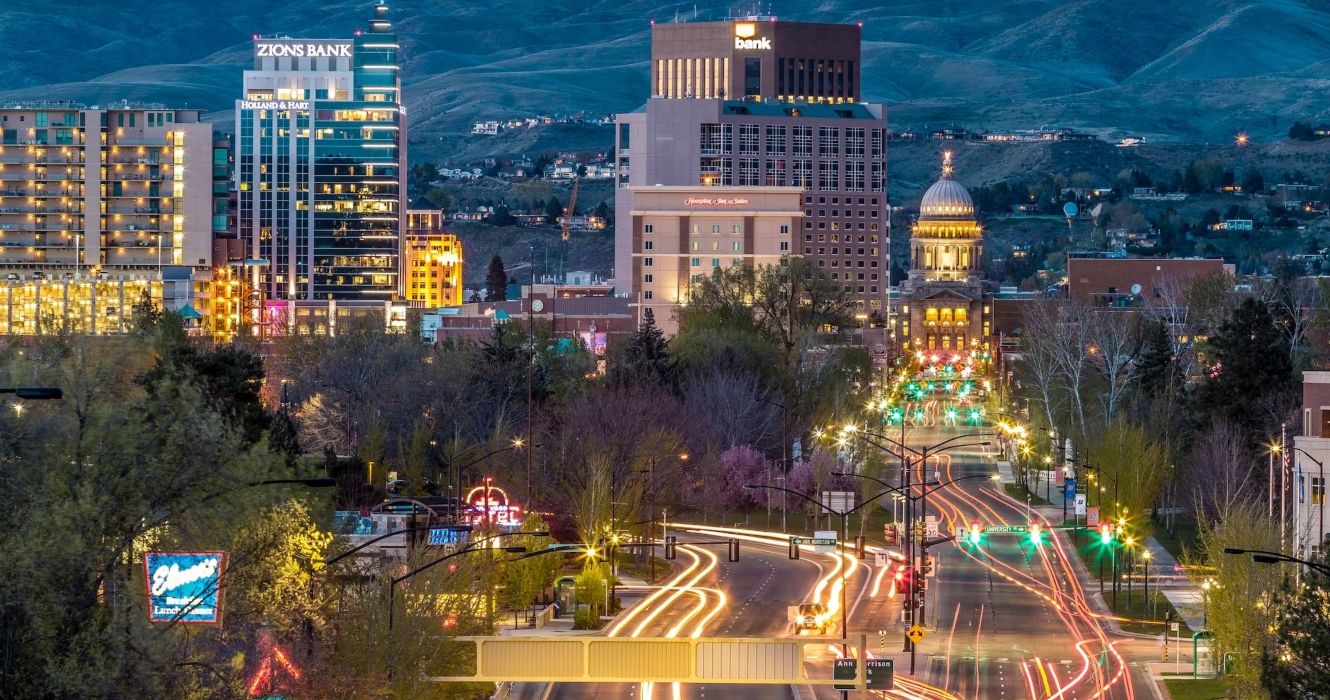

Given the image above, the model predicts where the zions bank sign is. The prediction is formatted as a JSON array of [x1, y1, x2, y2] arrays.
[[256, 40, 353, 58], [734, 22, 772, 50]]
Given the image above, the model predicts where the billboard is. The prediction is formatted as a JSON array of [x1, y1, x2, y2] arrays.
[[144, 551, 226, 624]]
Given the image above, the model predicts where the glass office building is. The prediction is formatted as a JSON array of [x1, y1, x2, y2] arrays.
[[235, 2, 405, 303]]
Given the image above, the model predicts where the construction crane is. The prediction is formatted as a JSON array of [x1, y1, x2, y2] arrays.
[[560, 176, 579, 242]]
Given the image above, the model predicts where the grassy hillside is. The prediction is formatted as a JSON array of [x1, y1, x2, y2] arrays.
[[2, 0, 1329, 151]]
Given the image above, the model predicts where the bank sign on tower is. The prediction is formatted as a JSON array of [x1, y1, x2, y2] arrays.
[[256, 40, 353, 58], [734, 22, 772, 50]]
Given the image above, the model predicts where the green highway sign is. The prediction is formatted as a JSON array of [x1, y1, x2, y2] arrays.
[[983, 525, 1029, 534], [833, 658, 857, 690], [792, 537, 837, 546], [866, 658, 895, 690]]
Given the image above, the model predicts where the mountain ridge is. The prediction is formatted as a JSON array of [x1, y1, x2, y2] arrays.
[[1, 0, 1327, 158]]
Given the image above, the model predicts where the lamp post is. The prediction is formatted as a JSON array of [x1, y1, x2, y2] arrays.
[[1142, 549, 1152, 616], [831, 425, 992, 665], [436, 439, 532, 523]]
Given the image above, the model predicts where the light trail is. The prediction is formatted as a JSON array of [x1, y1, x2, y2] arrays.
[[608, 546, 703, 637]]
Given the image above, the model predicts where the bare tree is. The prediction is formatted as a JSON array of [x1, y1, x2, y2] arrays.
[[1087, 310, 1142, 423], [1186, 418, 1260, 521], [680, 367, 780, 451], [1016, 298, 1066, 438], [1259, 273, 1325, 368]]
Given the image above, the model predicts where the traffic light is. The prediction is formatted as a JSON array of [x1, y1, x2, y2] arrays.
[[789, 537, 800, 560], [1029, 523, 1043, 546], [922, 553, 935, 576], [664, 535, 677, 560], [728, 538, 740, 562], [855, 536, 866, 559], [967, 520, 982, 545], [1100, 525, 1114, 545]]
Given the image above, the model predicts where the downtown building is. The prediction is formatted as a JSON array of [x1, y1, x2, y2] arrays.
[[614, 17, 889, 329], [234, 3, 408, 334], [0, 103, 217, 335], [404, 209, 463, 309]]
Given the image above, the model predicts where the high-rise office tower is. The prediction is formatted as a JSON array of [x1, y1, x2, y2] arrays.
[[235, 2, 406, 305], [615, 17, 888, 322]]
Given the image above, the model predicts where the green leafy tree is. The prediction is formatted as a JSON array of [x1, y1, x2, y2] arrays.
[[485, 255, 508, 301], [1261, 538, 1330, 697], [1134, 318, 1176, 399]]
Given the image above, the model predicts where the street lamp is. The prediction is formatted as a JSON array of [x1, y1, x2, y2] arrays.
[[1222, 546, 1330, 576], [0, 387, 63, 400], [1142, 549, 1153, 615]]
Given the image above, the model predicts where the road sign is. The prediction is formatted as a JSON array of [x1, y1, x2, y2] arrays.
[[924, 515, 940, 538], [791, 537, 837, 547], [833, 658, 857, 690], [1087, 507, 1100, 527], [1074, 494, 1087, 516], [983, 524, 1029, 534], [907, 625, 926, 644], [866, 658, 895, 690], [1170, 622, 1180, 632], [821, 490, 855, 514], [874, 552, 888, 568]]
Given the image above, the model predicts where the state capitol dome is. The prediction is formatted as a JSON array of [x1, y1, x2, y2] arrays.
[[918, 152, 974, 219]]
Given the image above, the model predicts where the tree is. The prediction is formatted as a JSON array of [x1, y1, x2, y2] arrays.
[[485, 255, 509, 301], [1192, 298, 1297, 441], [718, 446, 771, 510], [1191, 501, 1281, 696], [1241, 167, 1265, 194], [1261, 538, 1330, 698], [1288, 121, 1317, 142], [545, 196, 563, 224], [423, 186, 453, 212], [1134, 318, 1177, 400], [613, 308, 674, 387]]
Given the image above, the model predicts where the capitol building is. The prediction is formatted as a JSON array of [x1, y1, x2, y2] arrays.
[[890, 152, 992, 353]]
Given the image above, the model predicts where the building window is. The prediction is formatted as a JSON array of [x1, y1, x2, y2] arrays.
[[780, 241, 790, 251], [793, 159, 812, 188], [643, 240, 654, 250], [691, 257, 701, 267], [732, 241, 743, 252], [691, 241, 700, 251], [644, 274, 653, 283], [711, 258, 720, 267], [644, 224, 654, 233], [764, 159, 787, 186], [818, 126, 839, 156], [846, 161, 865, 192], [644, 257, 654, 267], [792, 126, 812, 156], [738, 157, 759, 186], [766, 125, 787, 153], [712, 224, 721, 234], [644, 290, 653, 300], [818, 161, 839, 191], [1314, 476, 1326, 506], [780, 225, 789, 234], [732, 224, 741, 235], [739, 124, 760, 153], [846, 127, 865, 158]]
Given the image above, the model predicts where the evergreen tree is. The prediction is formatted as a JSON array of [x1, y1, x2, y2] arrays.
[[1192, 298, 1297, 440], [614, 308, 674, 386], [1241, 167, 1265, 194], [485, 254, 508, 301], [269, 407, 302, 468], [1135, 318, 1175, 398], [545, 196, 564, 224]]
